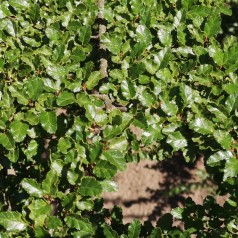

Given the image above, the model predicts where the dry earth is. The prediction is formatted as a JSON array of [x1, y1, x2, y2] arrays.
[[103, 155, 227, 226]]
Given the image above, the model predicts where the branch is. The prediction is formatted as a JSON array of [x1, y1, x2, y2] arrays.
[[98, 0, 108, 78]]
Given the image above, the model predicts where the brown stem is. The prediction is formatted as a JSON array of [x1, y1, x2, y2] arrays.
[[98, 0, 108, 78]]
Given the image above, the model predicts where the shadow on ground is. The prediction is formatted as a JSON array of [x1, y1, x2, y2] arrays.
[[103, 154, 215, 225]]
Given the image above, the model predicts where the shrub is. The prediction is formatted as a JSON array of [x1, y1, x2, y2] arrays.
[[0, 0, 238, 237]]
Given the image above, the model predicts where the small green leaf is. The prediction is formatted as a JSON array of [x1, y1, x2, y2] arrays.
[[100, 180, 118, 192], [207, 150, 233, 167], [136, 25, 152, 46], [10, 121, 29, 142], [9, 0, 30, 10], [93, 160, 117, 179], [121, 80, 136, 99], [213, 130, 232, 150], [171, 207, 184, 219], [42, 170, 59, 196], [79, 25, 92, 45], [57, 137, 71, 154], [157, 28, 172, 47], [21, 178, 43, 198], [25, 78, 44, 101], [0, 212, 27, 232], [39, 111, 57, 134], [101, 150, 126, 171], [29, 199, 51, 226], [160, 100, 178, 116], [76, 199, 94, 211], [224, 157, 238, 181], [79, 177, 102, 197], [204, 13, 221, 38], [103, 224, 119, 238], [24, 139, 38, 159], [128, 219, 141, 238], [189, 117, 214, 135], [167, 131, 187, 150], [0, 133, 14, 150], [65, 215, 94, 234], [0, 19, 16, 37], [86, 71, 102, 90], [56, 91, 75, 106], [28, 4, 40, 23]]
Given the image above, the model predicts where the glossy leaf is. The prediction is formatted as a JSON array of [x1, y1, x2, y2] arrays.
[[21, 178, 43, 198], [10, 121, 29, 143], [0, 212, 27, 231], [39, 111, 57, 134], [189, 117, 214, 135]]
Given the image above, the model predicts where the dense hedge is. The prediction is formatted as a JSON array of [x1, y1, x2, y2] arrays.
[[0, 0, 238, 237]]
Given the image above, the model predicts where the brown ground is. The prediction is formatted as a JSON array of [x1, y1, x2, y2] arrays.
[[103, 155, 227, 226]]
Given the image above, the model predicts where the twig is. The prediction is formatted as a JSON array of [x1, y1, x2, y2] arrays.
[[98, 0, 108, 78]]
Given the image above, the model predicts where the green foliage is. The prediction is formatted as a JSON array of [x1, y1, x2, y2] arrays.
[[0, 0, 238, 236]]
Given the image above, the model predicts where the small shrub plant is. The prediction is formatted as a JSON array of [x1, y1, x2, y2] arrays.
[[0, 0, 238, 237]]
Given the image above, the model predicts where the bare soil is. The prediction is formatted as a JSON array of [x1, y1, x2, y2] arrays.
[[103, 155, 227, 226]]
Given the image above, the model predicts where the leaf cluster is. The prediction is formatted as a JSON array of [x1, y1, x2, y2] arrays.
[[0, 0, 238, 237]]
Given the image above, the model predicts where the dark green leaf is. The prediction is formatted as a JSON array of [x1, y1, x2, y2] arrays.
[[56, 91, 75, 106], [79, 177, 102, 197], [79, 25, 92, 45], [204, 13, 221, 38], [93, 160, 117, 179], [42, 170, 59, 196]]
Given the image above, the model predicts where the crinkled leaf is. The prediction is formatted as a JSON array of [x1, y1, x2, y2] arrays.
[[103, 224, 119, 238], [21, 178, 43, 198], [204, 13, 221, 38], [167, 131, 187, 150], [24, 139, 38, 159], [10, 121, 29, 142], [39, 111, 57, 134], [9, 0, 30, 10], [213, 130, 232, 150], [79, 25, 92, 45], [86, 71, 102, 90], [207, 150, 233, 167], [101, 150, 126, 171], [121, 80, 136, 99], [79, 177, 102, 197], [224, 157, 238, 181], [56, 91, 75, 106], [100, 180, 118, 192], [25, 78, 44, 101], [171, 207, 184, 219], [0, 133, 14, 150], [29, 199, 51, 226], [0, 212, 27, 232], [128, 219, 141, 238], [189, 117, 214, 135], [93, 160, 117, 179], [42, 169, 59, 196], [76, 199, 94, 211]]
